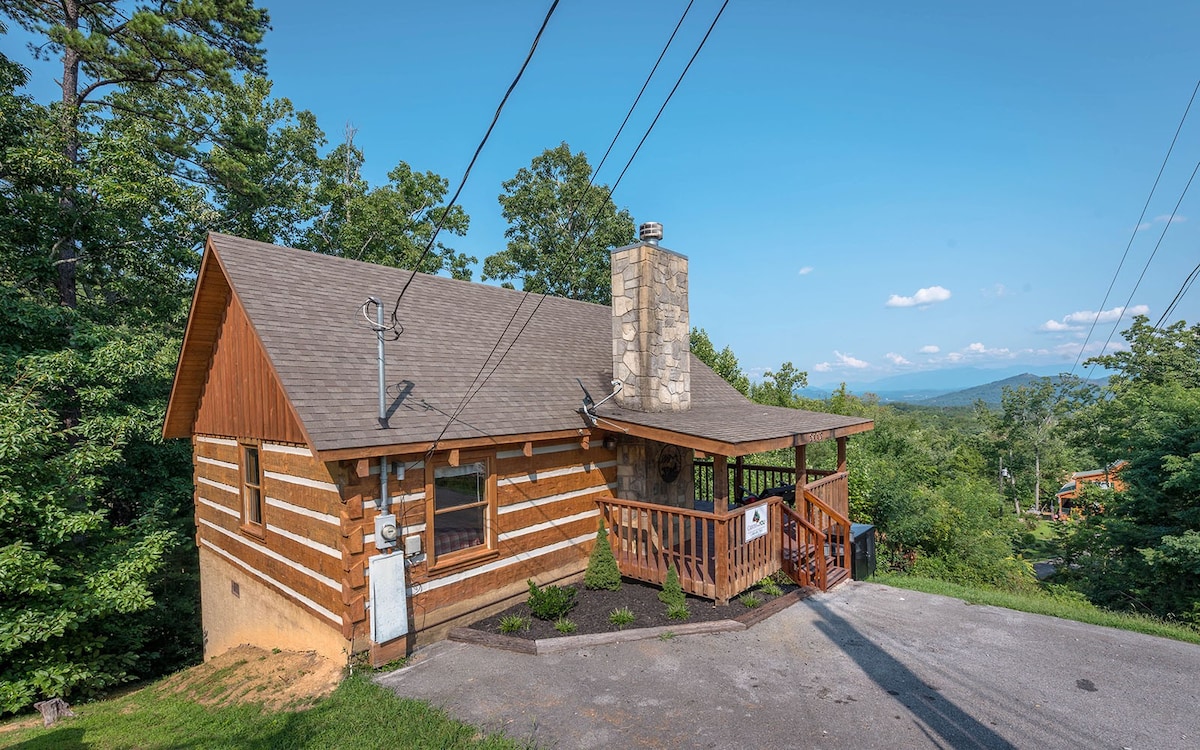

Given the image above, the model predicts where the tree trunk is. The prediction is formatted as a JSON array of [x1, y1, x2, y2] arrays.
[[57, 0, 81, 311], [1033, 450, 1041, 516]]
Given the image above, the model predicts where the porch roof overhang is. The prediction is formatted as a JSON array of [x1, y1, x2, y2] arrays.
[[592, 402, 874, 457]]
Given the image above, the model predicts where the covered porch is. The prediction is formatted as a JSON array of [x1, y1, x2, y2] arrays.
[[590, 404, 872, 604]]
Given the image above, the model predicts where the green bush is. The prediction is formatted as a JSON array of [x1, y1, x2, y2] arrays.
[[758, 577, 784, 597], [553, 617, 577, 634], [585, 520, 622, 591], [526, 579, 577, 621], [658, 565, 686, 608], [499, 614, 530, 634], [608, 606, 636, 629], [666, 602, 691, 620], [738, 593, 762, 609]]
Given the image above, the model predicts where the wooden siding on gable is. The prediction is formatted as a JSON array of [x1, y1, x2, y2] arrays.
[[193, 292, 306, 444]]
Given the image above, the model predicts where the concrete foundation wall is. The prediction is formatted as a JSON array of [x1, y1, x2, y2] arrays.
[[200, 547, 351, 664]]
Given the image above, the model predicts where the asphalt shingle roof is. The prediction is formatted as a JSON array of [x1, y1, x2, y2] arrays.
[[193, 234, 871, 455]]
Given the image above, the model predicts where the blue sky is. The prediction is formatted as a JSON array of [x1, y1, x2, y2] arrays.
[[8, 1, 1200, 388]]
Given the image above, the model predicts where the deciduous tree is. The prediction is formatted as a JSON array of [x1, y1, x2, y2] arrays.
[[483, 143, 634, 302]]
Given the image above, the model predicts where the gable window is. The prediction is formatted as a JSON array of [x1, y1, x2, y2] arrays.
[[427, 456, 496, 567], [240, 443, 264, 532]]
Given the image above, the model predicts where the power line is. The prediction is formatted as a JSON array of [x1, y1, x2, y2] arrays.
[[1068, 78, 1200, 376], [387, 0, 560, 332], [1155, 254, 1200, 328], [420, 1, 701, 448], [427, 0, 731, 447], [1086, 157, 1200, 379]]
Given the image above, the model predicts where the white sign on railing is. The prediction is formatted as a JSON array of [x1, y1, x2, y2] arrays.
[[745, 505, 768, 543]]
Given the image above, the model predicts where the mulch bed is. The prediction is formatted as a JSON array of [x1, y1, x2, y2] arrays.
[[467, 576, 804, 642]]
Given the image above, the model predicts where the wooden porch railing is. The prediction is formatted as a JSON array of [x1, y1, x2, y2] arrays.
[[694, 460, 838, 503], [804, 471, 849, 525], [595, 496, 782, 603], [780, 504, 826, 588], [801, 488, 849, 574]]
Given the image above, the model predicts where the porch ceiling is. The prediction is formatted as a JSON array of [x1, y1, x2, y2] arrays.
[[593, 402, 873, 456]]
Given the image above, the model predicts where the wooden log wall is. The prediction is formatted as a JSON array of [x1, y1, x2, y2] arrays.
[[340, 438, 618, 645], [193, 435, 345, 635]]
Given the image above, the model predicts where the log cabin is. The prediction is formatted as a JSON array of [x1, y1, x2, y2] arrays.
[[163, 225, 873, 666]]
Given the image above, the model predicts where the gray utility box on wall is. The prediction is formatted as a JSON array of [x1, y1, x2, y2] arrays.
[[849, 523, 877, 580]]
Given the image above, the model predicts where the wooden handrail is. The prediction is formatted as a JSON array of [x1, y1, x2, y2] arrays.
[[805, 470, 847, 493], [803, 488, 849, 528], [780, 504, 828, 589], [597, 494, 715, 519]]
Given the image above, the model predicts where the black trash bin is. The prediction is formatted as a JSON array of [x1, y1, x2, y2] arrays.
[[849, 523, 876, 580]]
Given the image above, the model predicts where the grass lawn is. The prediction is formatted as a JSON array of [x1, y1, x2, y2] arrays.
[[874, 572, 1200, 646], [0, 671, 525, 750], [1014, 519, 1063, 561]]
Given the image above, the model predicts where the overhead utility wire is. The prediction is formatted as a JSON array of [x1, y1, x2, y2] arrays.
[[1156, 256, 1200, 328], [1068, 77, 1200, 377], [386, 0, 560, 333], [1086, 157, 1200, 380], [423, 0, 700, 448], [426, 0, 731, 449]]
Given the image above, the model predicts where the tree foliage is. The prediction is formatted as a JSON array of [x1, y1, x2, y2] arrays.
[[690, 327, 749, 394], [483, 142, 634, 302], [1060, 317, 1200, 625], [301, 135, 474, 277], [0, 3, 266, 713]]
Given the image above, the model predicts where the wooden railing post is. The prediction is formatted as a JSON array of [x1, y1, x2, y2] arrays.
[[837, 436, 848, 474], [795, 444, 807, 492]]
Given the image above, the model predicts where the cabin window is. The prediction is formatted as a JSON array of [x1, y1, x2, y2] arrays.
[[240, 443, 265, 532], [427, 456, 494, 566]]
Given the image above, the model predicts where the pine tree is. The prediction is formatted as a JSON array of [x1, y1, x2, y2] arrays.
[[584, 520, 621, 591]]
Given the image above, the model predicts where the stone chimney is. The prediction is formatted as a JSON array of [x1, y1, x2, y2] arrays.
[[611, 222, 690, 412]]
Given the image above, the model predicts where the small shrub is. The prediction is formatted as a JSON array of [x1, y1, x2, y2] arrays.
[[758, 577, 784, 597], [658, 565, 686, 608], [499, 614, 530, 633], [609, 606, 636, 629], [585, 520, 622, 591], [554, 617, 578, 634], [658, 631, 676, 641], [526, 579, 577, 620], [739, 593, 762, 609], [768, 569, 792, 586], [666, 602, 691, 620]]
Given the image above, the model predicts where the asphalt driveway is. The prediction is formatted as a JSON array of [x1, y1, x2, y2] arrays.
[[376, 581, 1200, 749]]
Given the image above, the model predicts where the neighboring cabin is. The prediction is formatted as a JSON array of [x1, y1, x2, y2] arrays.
[[163, 227, 872, 666], [1055, 460, 1128, 515]]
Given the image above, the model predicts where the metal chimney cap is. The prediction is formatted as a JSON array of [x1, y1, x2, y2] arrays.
[[638, 221, 663, 244]]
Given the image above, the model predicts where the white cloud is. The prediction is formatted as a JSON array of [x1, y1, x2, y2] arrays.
[[1136, 222, 1152, 231], [798, 266, 813, 276], [962, 342, 1013, 358], [1042, 304, 1150, 332], [1153, 214, 1187, 224], [946, 352, 963, 362], [886, 352, 911, 365], [812, 362, 831, 372], [1039, 319, 1075, 332], [886, 285, 952, 308], [834, 350, 869, 369], [919, 345, 940, 354]]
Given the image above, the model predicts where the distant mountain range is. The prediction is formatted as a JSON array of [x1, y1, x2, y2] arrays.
[[801, 365, 1107, 407]]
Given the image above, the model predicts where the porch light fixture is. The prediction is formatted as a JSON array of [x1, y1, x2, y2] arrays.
[[603, 435, 618, 451]]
